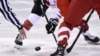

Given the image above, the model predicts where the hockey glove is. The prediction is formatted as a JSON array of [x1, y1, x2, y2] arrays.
[[46, 18, 58, 34]]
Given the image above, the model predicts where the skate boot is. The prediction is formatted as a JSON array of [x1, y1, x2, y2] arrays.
[[14, 34, 23, 49], [84, 35, 100, 42], [50, 44, 66, 56]]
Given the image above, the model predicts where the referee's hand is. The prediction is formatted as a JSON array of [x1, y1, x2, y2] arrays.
[[19, 28, 27, 39]]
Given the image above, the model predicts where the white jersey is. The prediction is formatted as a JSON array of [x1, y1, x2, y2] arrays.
[[47, 0, 61, 19]]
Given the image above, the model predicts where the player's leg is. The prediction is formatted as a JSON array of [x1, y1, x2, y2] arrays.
[[77, 20, 100, 42], [82, 0, 100, 43], [57, 0, 70, 17], [50, 0, 70, 56], [14, 13, 41, 46], [14, 3, 48, 47], [84, 0, 100, 42], [57, 0, 99, 43], [51, 0, 92, 56], [95, 0, 100, 20], [51, 0, 71, 55]]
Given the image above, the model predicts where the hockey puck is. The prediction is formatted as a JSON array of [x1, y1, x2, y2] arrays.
[[35, 46, 41, 51]]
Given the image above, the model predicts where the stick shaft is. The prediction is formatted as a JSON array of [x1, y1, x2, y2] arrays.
[[67, 9, 94, 53], [40, 3, 57, 43]]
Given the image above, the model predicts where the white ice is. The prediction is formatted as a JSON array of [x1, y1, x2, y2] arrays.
[[0, 0, 100, 56]]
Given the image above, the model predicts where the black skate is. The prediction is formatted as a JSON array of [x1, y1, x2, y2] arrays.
[[14, 34, 23, 49], [84, 35, 100, 42], [50, 44, 66, 56]]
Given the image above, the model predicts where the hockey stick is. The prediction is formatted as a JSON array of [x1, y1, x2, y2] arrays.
[[40, 2, 57, 43], [67, 9, 94, 53]]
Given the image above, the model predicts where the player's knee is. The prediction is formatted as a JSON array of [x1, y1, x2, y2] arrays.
[[59, 21, 73, 30]]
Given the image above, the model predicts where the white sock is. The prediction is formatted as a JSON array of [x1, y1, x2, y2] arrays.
[[82, 30, 96, 39]]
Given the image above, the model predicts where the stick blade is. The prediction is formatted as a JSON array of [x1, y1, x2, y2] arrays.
[[66, 46, 72, 53]]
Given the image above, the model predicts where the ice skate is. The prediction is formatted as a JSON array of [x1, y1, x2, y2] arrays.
[[14, 34, 23, 49], [50, 44, 66, 56], [83, 35, 100, 42], [82, 30, 100, 43]]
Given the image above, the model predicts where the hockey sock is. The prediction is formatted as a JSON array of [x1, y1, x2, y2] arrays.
[[23, 13, 41, 30], [58, 27, 71, 46], [23, 19, 33, 31]]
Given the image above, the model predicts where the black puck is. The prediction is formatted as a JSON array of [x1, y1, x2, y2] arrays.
[[35, 46, 41, 51]]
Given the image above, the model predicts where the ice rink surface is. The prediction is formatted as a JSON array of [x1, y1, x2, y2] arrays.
[[0, 0, 100, 56]]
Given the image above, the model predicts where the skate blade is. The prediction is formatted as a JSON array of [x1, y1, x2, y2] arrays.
[[87, 41, 100, 45], [14, 44, 22, 49]]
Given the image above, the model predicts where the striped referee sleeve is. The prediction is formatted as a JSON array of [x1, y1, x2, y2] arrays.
[[0, 0, 23, 30]]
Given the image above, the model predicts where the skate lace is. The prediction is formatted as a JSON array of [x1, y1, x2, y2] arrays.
[[57, 47, 64, 55]]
